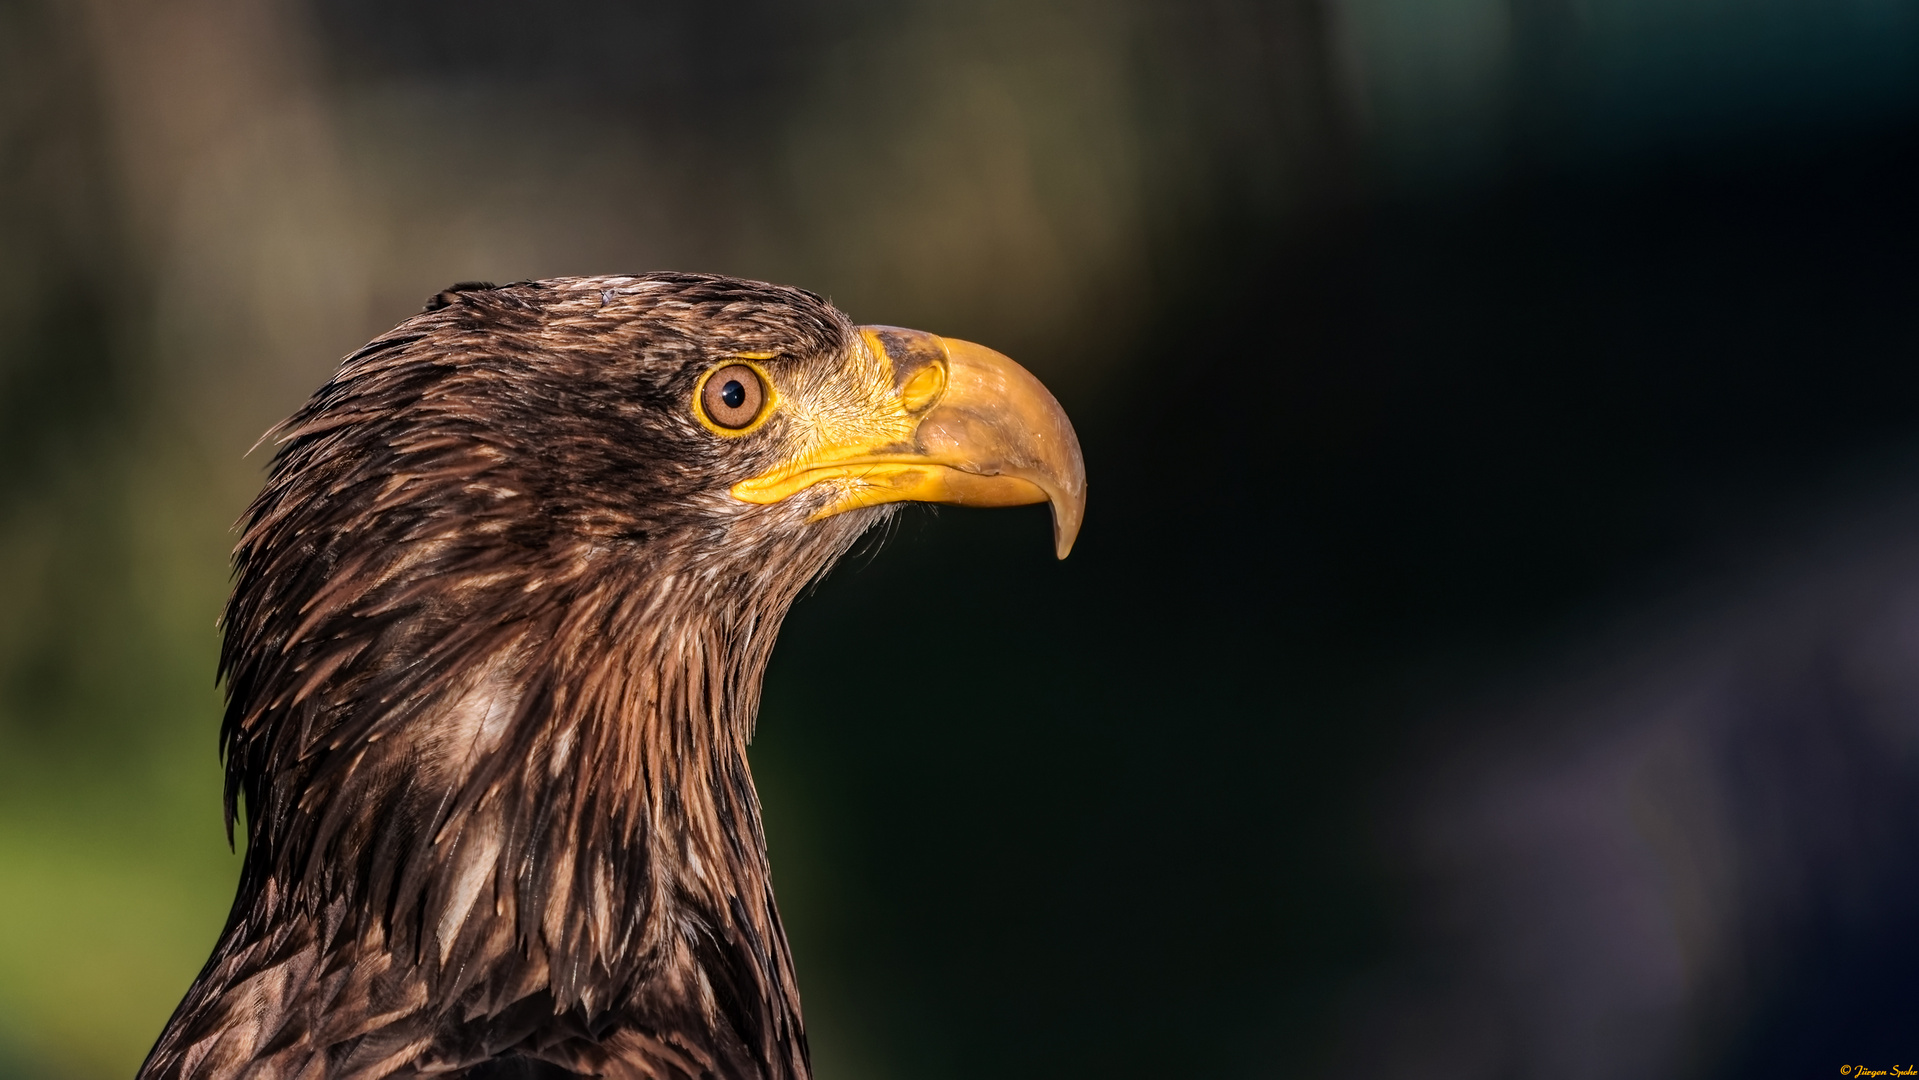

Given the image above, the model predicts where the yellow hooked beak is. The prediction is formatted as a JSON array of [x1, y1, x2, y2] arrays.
[[729, 326, 1087, 557]]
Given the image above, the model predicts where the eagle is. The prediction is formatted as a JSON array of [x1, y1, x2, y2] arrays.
[[139, 273, 1085, 1080]]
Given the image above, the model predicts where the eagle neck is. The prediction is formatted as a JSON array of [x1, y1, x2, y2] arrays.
[[518, 552, 809, 1078]]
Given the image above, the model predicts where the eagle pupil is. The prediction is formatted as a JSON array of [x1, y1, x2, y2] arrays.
[[721, 380, 747, 409]]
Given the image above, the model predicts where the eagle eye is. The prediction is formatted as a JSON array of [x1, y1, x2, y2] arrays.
[[698, 363, 770, 432]]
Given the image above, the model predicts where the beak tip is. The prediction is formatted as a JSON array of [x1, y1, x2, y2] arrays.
[[1050, 497, 1084, 560]]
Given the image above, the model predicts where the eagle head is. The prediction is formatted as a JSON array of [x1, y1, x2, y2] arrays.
[[143, 273, 1084, 1080]]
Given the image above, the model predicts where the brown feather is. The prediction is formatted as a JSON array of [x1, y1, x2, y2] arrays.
[[142, 274, 893, 1080]]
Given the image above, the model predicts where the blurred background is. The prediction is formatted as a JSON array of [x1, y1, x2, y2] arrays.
[[2, 0, 1918, 1075]]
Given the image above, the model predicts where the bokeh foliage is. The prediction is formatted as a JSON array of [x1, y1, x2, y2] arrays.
[[2, 0, 1917, 1077]]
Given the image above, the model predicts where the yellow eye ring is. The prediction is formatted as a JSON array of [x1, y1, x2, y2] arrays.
[[694, 360, 778, 436]]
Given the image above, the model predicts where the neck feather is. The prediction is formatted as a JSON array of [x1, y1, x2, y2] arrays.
[[147, 531, 868, 1079]]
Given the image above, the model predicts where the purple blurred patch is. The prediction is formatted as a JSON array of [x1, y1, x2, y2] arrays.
[[1337, 501, 1919, 1076]]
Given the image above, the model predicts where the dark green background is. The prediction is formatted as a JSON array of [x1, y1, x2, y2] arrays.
[[3, 1, 1918, 1076]]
